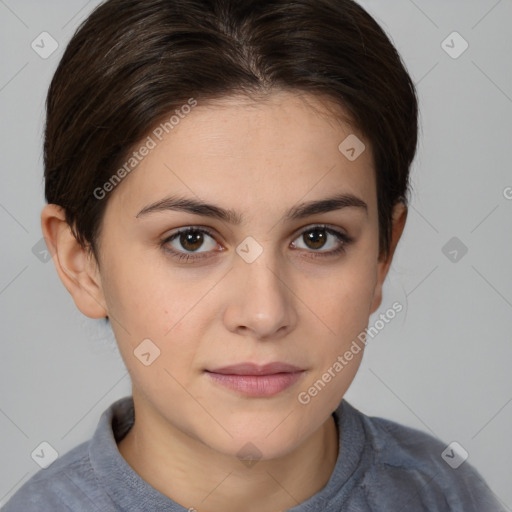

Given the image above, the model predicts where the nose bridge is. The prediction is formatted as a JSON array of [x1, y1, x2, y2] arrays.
[[223, 240, 297, 339]]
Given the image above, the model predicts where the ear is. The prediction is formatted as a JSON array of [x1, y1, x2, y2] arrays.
[[370, 202, 408, 314], [41, 204, 108, 319]]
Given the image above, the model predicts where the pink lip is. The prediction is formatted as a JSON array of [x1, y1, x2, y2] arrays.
[[208, 362, 303, 375], [206, 362, 305, 397]]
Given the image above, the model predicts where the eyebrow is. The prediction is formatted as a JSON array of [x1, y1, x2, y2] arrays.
[[135, 193, 368, 223]]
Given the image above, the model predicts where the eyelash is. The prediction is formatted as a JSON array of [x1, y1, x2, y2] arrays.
[[160, 225, 353, 263]]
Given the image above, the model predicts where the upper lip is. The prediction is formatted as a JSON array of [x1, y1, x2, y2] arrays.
[[207, 362, 304, 376]]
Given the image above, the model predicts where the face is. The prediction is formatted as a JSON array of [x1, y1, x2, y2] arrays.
[[93, 90, 389, 459]]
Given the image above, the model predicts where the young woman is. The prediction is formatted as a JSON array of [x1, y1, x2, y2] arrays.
[[3, 0, 505, 510]]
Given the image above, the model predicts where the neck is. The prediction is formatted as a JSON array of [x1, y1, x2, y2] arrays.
[[118, 393, 340, 512]]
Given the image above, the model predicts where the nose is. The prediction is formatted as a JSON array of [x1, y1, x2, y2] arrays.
[[222, 248, 298, 340]]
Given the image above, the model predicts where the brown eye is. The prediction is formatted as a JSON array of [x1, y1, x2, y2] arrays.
[[180, 231, 204, 251], [291, 225, 351, 256], [165, 228, 218, 254], [303, 229, 328, 250]]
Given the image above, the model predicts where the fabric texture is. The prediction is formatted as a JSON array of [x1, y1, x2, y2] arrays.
[[2, 395, 506, 511]]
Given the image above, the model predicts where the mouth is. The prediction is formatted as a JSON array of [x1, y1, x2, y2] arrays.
[[205, 362, 305, 397]]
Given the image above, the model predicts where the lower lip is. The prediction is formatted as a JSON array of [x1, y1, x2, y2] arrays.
[[206, 371, 304, 397]]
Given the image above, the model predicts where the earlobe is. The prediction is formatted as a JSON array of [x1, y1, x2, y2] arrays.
[[370, 202, 408, 314], [41, 204, 108, 319]]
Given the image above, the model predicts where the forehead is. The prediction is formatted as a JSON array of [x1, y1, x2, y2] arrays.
[[107, 90, 376, 215]]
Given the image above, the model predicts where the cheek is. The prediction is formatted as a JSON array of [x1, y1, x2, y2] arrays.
[[297, 246, 379, 402], [295, 271, 375, 412], [101, 246, 210, 334], [312, 254, 379, 335], [97, 253, 187, 364]]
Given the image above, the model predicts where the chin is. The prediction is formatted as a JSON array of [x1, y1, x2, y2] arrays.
[[201, 420, 307, 463]]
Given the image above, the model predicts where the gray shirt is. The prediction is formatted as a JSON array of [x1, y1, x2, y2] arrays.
[[2, 396, 506, 511]]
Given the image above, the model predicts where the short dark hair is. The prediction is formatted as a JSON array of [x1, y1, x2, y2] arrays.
[[44, 0, 418, 261]]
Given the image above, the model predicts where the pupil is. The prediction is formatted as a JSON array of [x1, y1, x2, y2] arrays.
[[305, 229, 326, 249], [181, 231, 204, 251]]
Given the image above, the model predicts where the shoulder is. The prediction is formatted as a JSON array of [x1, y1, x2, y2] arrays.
[[2, 441, 103, 512], [340, 401, 505, 511], [2, 397, 133, 512], [360, 406, 454, 467], [2, 396, 133, 512]]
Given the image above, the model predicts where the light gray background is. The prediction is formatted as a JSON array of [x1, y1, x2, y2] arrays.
[[1, 0, 511, 508]]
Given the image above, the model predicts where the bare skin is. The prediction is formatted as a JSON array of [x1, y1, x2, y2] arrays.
[[42, 89, 406, 512]]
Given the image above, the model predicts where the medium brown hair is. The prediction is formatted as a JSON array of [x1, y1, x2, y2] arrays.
[[44, 0, 418, 260]]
